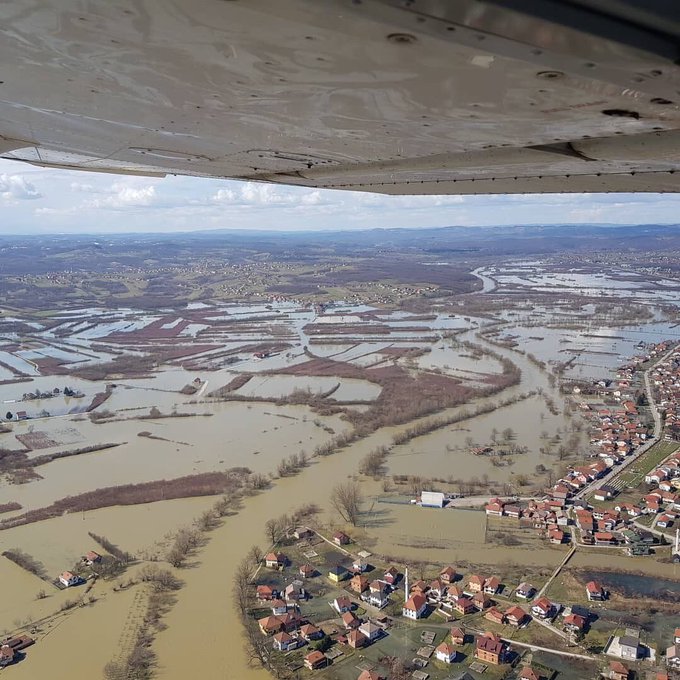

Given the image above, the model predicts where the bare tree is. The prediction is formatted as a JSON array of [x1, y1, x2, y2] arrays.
[[330, 481, 363, 526], [232, 557, 252, 619], [264, 514, 289, 545], [247, 545, 263, 566]]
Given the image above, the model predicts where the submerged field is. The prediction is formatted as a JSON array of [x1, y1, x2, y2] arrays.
[[0, 252, 679, 679]]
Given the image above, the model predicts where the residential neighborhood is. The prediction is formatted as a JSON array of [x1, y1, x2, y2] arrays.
[[248, 523, 679, 680]]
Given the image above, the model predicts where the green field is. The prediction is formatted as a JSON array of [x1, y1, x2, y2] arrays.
[[612, 440, 679, 490]]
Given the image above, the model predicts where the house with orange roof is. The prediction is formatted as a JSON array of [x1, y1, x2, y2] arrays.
[[304, 650, 327, 670], [505, 605, 528, 627], [58, 571, 80, 588], [264, 552, 287, 569], [272, 631, 299, 652], [403, 593, 427, 620], [347, 629, 367, 649], [467, 574, 485, 592], [483, 576, 501, 594], [440, 565, 457, 584], [586, 580, 606, 601], [435, 642, 458, 663], [609, 661, 629, 680]]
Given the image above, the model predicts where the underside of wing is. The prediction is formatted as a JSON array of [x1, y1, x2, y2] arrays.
[[1, 0, 680, 194]]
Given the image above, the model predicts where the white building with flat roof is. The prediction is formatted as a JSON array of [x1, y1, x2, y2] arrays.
[[421, 491, 445, 508]]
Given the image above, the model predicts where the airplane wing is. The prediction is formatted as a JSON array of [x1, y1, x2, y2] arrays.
[[1, 0, 680, 194]]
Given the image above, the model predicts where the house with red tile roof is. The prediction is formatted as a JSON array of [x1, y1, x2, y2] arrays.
[[258, 615, 284, 635], [435, 642, 457, 663], [440, 565, 457, 583], [454, 597, 475, 615], [474, 632, 506, 665], [300, 623, 322, 641], [531, 597, 556, 620], [304, 650, 327, 670], [483, 576, 501, 594], [272, 631, 299, 652], [341, 611, 361, 629], [505, 605, 528, 627], [332, 531, 350, 546], [350, 574, 369, 594], [519, 667, 543, 680], [264, 552, 287, 569], [383, 566, 399, 585], [357, 671, 384, 680], [586, 580, 606, 600], [563, 613, 587, 634], [83, 550, 101, 565], [485, 499, 504, 516], [403, 593, 427, 620], [450, 626, 465, 645], [467, 574, 485, 592], [484, 607, 505, 625], [429, 578, 446, 598], [347, 629, 368, 649], [256, 584, 277, 601], [609, 661, 629, 680]]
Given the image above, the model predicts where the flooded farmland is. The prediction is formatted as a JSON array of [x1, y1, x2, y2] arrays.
[[0, 275, 679, 680]]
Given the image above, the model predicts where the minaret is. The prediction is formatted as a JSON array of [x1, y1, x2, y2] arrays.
[[675, 528, 679, 555], [404, 567, 409, 603]]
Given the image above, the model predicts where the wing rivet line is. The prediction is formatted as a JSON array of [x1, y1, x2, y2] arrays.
[[387, 33, 417, 44], [536, 71, 564, 79]]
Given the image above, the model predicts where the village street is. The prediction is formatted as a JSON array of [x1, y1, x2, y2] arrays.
[[573, 346, 675, 500]]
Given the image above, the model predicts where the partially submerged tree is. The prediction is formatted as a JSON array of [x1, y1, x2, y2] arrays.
[[330, 481, 363, 526]]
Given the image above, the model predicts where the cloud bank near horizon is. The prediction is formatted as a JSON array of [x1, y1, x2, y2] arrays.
[[1, 158, 679, 234]]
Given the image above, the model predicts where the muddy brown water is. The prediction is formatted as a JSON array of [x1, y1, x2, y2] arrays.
[[2, 402, 350, 514], [0, 323, 676, 678]]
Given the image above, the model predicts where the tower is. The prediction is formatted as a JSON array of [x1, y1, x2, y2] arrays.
[[404, 567, 409, 604]]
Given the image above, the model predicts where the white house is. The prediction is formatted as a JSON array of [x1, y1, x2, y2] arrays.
[[59, 571, 80, 587], [366, 588, 390, 608], [272, 631, 299, 652], [402, 593, 427, 620], [333, 596, 352, 613], [270, 599, 287, 615], [435, 642, 457, 663], [359, 621, 382, 642], [667, 644, 680, 669]]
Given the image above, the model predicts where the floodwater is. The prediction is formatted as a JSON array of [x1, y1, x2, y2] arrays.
[[1, 297, 678, 679], [2, 402, 351, 513], [499, 321, 680, 381], [0, 496, 216, 576], [233, 374, 381, 401], [386, 393, 571, 482]]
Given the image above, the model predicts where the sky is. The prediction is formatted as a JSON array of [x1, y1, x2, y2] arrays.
[[1, 157, 680, 234]]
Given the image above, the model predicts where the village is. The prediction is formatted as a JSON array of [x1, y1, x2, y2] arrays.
[[249, 522, 680, 680], [244, 342, 680, 680]]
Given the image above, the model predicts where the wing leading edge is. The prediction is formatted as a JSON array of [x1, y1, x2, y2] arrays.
[[1, 0, 680, 194]]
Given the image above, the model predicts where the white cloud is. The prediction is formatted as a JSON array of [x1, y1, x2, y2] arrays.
[[89, 183, 157, 209], [212, 188, 236, 202], [70, 182, 94, 192], [0, 173, 41, 201], [1, 157, 680, 234]]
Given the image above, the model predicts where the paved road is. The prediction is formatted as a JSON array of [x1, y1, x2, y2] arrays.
[[574, 347, 674, 500], [502, 638, 594, 661], [446, 495, 534, 508], [535, 546, 576, 600]]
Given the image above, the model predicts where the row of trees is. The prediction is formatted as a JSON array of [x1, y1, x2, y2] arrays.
[[276, 451, 309, 477], [358, 446, 389, 477]]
